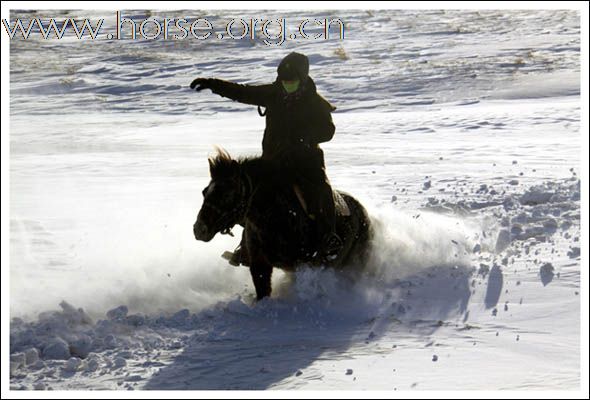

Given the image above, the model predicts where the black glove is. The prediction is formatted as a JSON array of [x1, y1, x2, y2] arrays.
[[190, 78, 213, 92]]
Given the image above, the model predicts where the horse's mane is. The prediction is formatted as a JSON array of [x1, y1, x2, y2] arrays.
[[208, 147, 235, 178], [208, 147, 279, 181]]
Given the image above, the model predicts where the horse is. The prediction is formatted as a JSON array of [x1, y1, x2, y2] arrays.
[[193, 149, 373, 300]]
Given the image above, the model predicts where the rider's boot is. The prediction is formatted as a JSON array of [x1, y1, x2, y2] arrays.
[[321, 230, 344, 261], [222, 232, 246, 266], [315, 202, 343, 262]]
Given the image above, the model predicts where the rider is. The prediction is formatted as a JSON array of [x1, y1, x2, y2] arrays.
[[190, 52, 342, 261]]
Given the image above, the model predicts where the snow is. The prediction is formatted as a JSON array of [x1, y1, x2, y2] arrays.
[[5, 7, 585, 392]]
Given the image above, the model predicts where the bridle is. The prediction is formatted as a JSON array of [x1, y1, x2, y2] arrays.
[[201, 170, 255, 237]]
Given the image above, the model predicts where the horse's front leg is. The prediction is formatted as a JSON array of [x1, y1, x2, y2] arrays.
[[249, 252, 273, 300]]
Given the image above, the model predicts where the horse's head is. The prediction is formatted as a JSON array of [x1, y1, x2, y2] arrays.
[[193, 149, 247, 242]]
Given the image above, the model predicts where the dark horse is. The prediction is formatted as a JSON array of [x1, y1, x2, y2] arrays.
[[193, 149, 373, 300]]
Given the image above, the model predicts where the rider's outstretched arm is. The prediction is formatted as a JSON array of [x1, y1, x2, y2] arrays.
[[190, 78, 273, 107]]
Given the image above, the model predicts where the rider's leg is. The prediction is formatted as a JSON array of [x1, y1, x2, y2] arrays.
[[297, 168, 342, 259], [315, 179, 343, 258]]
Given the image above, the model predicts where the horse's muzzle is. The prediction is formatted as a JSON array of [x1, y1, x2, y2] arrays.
[[193, 221, 214, 242]]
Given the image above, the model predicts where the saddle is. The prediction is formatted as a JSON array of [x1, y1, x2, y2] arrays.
[[293, 185, 351, 218]]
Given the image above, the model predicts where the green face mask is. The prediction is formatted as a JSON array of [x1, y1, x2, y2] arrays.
[[281, 80, 300, 94]]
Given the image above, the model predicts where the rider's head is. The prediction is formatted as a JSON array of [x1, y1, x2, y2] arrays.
[[277, 52, 309, 94]]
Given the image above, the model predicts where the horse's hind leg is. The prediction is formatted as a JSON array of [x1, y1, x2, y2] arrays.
[[249, 254, 273, 300]]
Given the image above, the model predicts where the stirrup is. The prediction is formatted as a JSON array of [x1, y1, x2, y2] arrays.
[[222, 248, 241, 267], [322, 232, 343, 260]]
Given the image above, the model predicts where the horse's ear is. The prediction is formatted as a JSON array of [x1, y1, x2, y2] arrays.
[[208, 156, 224, 178], [208, 157, 215, 176]]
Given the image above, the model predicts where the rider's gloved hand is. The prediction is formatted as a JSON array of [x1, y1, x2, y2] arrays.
[[190, 78, 213, 92]]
